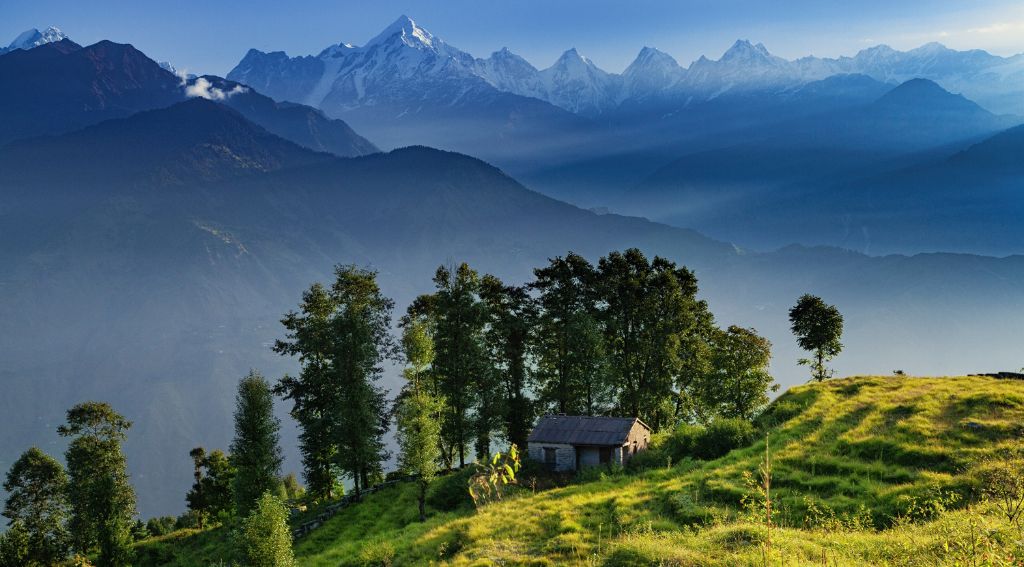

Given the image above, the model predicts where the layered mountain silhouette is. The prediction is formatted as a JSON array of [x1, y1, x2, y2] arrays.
[[0, 38, 377, 157], [620, 78, 1022, 252]]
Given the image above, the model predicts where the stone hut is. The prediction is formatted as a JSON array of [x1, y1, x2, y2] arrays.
[[526, 415, 651, 472]]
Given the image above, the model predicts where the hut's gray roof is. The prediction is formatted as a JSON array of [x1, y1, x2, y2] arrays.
[[527, 415, 649, 446]]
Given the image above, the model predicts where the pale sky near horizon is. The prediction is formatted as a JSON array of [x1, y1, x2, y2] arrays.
[[3, 0, 1024, 76]]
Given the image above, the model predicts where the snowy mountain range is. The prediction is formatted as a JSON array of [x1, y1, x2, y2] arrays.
[[227, 16, 1024, 117], [0, 26, 68, 55]]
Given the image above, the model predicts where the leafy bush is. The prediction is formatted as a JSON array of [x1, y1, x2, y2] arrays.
[[426, 467, 474, 511], [237, 492, 296, 567], [357, 538, 396, 566], [624, 444, 669, 471], [145, 516, 177, 537], [693, 418, 756, 460]]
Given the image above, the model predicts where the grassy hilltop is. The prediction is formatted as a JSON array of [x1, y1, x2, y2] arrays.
[[138, 375, 1024, 565]]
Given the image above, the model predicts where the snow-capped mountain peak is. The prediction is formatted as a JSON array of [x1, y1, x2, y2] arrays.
[[366, 15, 436, 50], [3, 26, 69, 53], [621, 47, 685, 99], [538, 48, 620, 114], [624, 46, 682, 77], [721, 39, 776, 62]]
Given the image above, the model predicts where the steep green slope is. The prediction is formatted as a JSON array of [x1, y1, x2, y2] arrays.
[[138, 375, 1024, 565]]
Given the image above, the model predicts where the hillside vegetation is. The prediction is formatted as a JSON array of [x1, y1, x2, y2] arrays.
[[136, 375, 1024, 565]]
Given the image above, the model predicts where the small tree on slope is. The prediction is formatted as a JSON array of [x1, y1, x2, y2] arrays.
[[239, 492, 295, 567], [788, 294, 844, 382]]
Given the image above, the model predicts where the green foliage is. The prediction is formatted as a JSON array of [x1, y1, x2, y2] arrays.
[[426, 467, 475, 512], [598, 249, 711, 430], [468, 444, 522, 507], [531, 252, 611, 416], [416, 262, 490, 467], [186, 447, 235, 527], [690, 326, 778, 421], [789, 294, 844, 382], [395, 319, 445, 520], [0, 521, 29, 567], [58, 401, 136, 566], [480, 274, 537, 450], [356, 537, 396, 566], [274, 282, 340, 500], [231, 371, 283, 518], [693, 419, 757, 461], [238, 492, 295, 567], [281, 473, 305, 501], [276, 266, 395, 498], [145, 516, 177, 537], [975, 456, 1024, 526], [2, 447, 70, 564]]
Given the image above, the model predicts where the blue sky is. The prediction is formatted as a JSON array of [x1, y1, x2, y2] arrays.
[[4, 0, 1024, 75]]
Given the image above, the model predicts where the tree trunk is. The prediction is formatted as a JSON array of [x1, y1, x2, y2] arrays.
[[418, 480, 427, 522]]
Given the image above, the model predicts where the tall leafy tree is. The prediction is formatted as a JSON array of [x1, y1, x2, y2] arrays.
[[531, 253, 610, 416], [693, 326, 777, 421], [58, 402, 136, 566], [327, 265, 394, 496], [185, 447, 235, 527], [788, 294, 844, 382], [480, 275, 536, 448], [421, 263, 489, 467], [598, 249, 708, 430], [2, 447, 69, 565], [275, 267, 394, 498], [395, 316, 445, 521], [231, 371, 283, 517], [274, 282, 340, 500]]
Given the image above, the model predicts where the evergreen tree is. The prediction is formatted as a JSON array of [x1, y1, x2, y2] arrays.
[[275, 266, 394, 499], [238, 492, 296, 567], [598, 249, 708, 430], [274, 282, 341, 500], [231, 371, 283, 518], [58, 402, 136, 566], [2, 447, 70, 565], [395, 316, 444, 521], [327, 265, 394, 497], [421, 263, 489, 467], [531, 253, 610, 415], [185, 447, 235, 527], [789, 294, 844, 382], [480, 275, 536, 448]]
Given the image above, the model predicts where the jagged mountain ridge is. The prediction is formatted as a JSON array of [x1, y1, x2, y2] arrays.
[[0, 26, 68, 54], [228, 17, 1024, 117]]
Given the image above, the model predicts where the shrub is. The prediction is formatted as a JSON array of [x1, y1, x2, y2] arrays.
[[426, 468, 475, 511], [237, 492, 295, 567], [624, 444, 669, 472], [974, 458, 1024, 525], [358, 537, 396, 566], [692, 419, 756, 460], [145, 516, 177, 537]]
